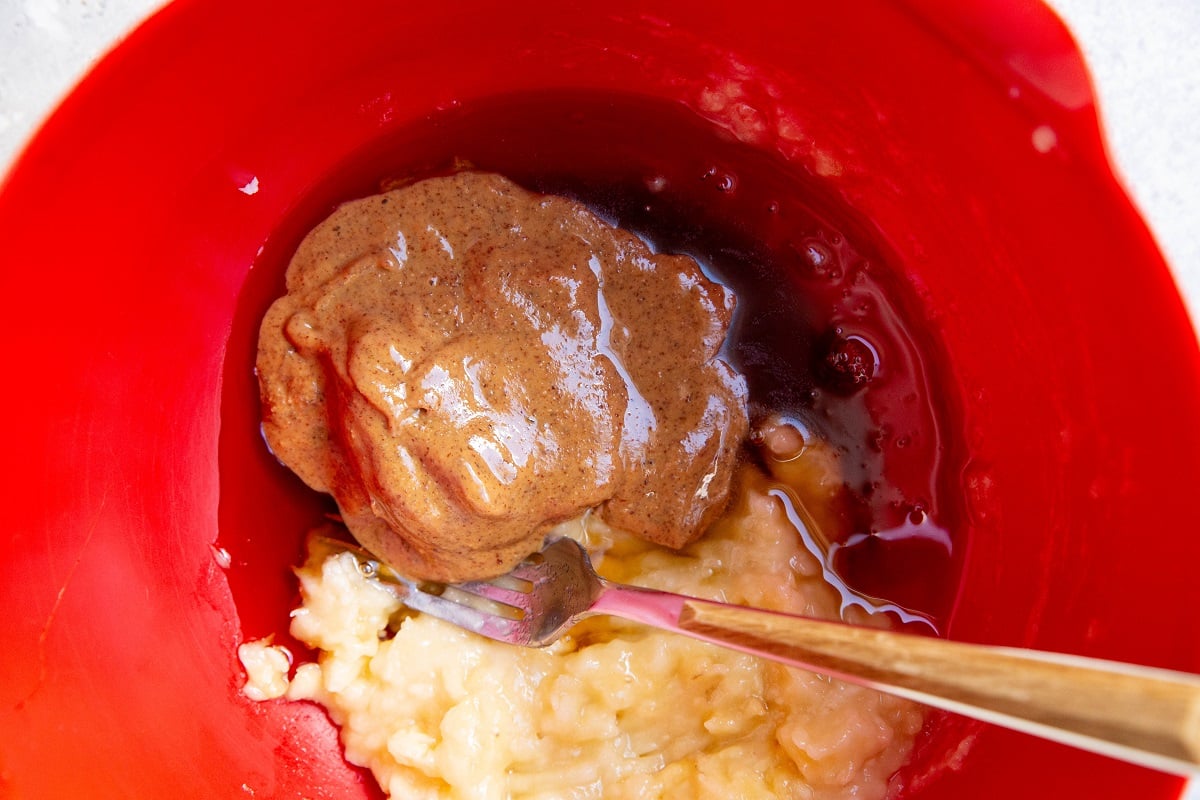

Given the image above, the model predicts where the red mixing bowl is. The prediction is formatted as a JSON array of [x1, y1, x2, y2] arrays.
[[2, 0, 1198, 798]]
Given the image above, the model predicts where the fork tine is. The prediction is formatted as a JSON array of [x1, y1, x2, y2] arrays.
[[400, 583, 527, 641], [488, 573, 535, 592], [453, 580, 534, 610], [507, 559, 547, 582], [438, 584, 525, 620], [308, 533, 597, 648], [307, 534, 531, 639]]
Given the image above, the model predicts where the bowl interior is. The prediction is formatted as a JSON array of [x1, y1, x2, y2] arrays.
[[1, 0, 1198, 797]]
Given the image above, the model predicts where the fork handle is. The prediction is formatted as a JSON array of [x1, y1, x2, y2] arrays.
[[655, 596, 1200, 776]]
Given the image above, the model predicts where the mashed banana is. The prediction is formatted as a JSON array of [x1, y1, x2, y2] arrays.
[[265, 446, 923, 800]]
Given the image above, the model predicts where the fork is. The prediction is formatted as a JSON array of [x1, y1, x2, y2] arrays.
[[311, 534, 1200, 777]]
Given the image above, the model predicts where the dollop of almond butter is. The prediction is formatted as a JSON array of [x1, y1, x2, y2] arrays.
[[257, 172, 748, 581]]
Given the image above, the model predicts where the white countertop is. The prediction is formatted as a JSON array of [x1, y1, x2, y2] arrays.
[[1, 0, 1197, 794]]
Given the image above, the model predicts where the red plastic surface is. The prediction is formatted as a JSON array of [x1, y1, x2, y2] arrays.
[[1, 0, 1197, 798]]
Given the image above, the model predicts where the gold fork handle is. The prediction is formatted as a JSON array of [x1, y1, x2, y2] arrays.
[[675, 598, 1200, 776]]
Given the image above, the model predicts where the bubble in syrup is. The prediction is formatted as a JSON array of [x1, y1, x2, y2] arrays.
[[819, 331, 879, 394], [766, 200, 780, 214], [806, 242, 829, 267], [793, 239, 833, 277], [715, 173, 737, 193], [645, 174, 668, 193]]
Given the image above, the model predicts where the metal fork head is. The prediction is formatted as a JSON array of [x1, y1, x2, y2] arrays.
[[311, 535, 604, 647]]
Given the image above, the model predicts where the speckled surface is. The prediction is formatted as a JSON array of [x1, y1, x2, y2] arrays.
[[1, 0, 1197, 793]]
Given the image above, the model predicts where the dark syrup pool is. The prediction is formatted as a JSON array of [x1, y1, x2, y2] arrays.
[[218, 90, 966, 657]]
